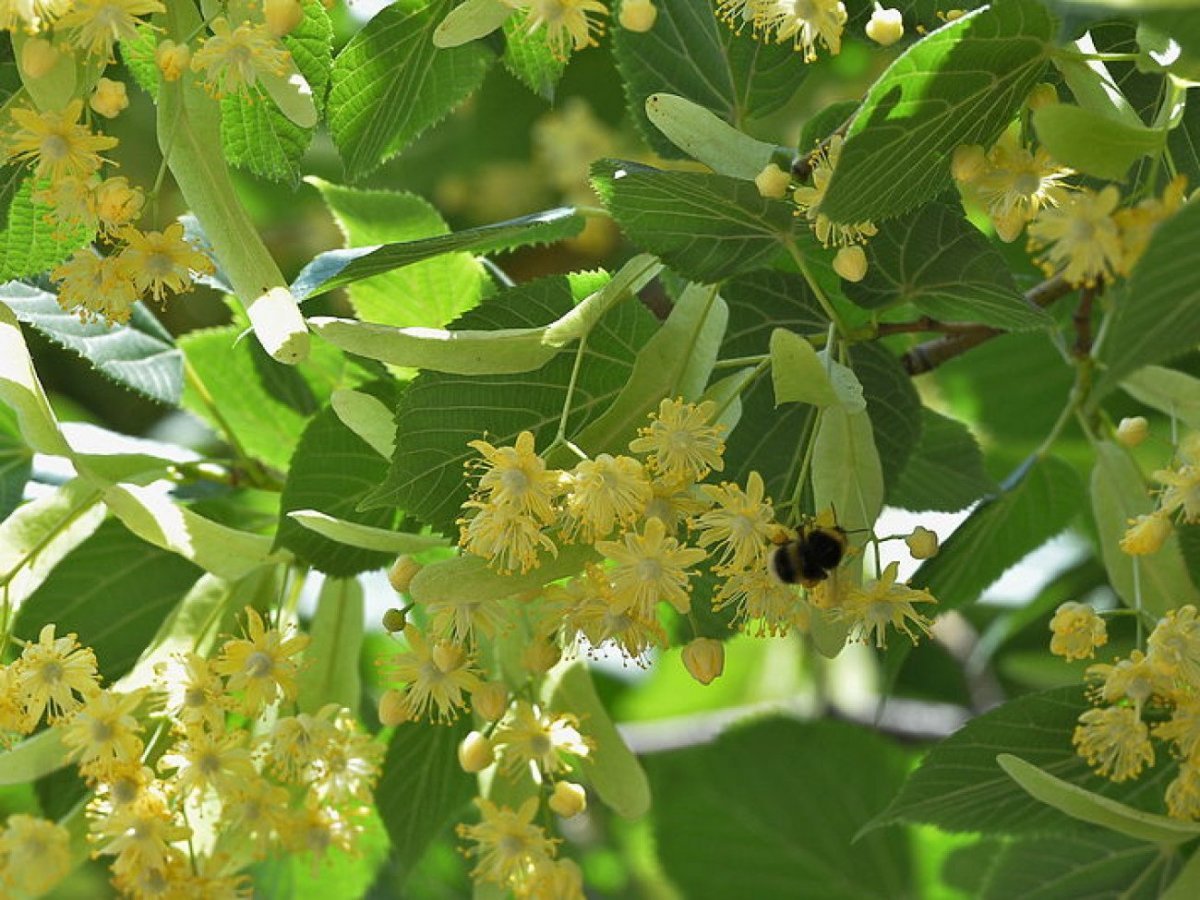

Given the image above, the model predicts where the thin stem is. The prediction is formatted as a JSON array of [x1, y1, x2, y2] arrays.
[[183, 356, 253, 463], [709, 356, 770, 424], [553, 333, 588, 446], [787, 240, 849, 337], [1134, 556, 1144, 649], [712, 354, 769, 370], [785, 407, 823, 526]]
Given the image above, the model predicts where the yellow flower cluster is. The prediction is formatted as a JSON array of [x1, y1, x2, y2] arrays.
[[1120, 431, 1200, 557], [1073, 606, 1200, 819], [0, 609, 381, 897], [717, 0, 848, 63]]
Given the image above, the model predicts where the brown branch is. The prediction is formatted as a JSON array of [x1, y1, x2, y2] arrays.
[[875, 316, 984, 337], [900, 274, 1074, 376], [1073, 284, 1097, 358]]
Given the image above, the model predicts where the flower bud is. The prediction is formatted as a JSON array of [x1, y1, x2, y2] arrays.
[[89, 78, 129, 119], [905, 526, 939, 560], [833, 245, 868, 283], [548, 781, 587, 818], [431, 641, 464, 672], [1026, 82, 1058, 111], [950, 144, 985, 183], [1116, 416, 1149, 448], [865, 5, 904, 47], [155, 40, 191, 82], [378, 689, 412, 727], [754, 162, 791, 199], [95, 177, 144, 231], [941, 8, 965, 21], [388, 555, 422, 593], [264, 0, 305, 36], [1120, 513, 1172, 556], [473, 681, 509, 721], [20, 38, 60, 79], [682, 638, 724, 686], [619, 0, 657, 32], [382, 607, 407, 634], [457, 731, 495, 773], [522, 639, 561, 674]]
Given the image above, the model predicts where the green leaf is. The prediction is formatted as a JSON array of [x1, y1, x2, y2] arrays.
[[13, 519, 200, 682], [1164, 847, 1200, 900], [328, 0, 495, 180], [812, 402, 885, 536], [612, 0, 808, 156], [998, 754, 1200, 844], [871, 686, 1180, 835], [297, 577, 363, 714], [276, 400, 398, 578], [851, 343, 923, 496], [910, 455, 1084, 610], [409, 544, 597, 608], [544, 662, 651, 819], [1095, 198, 1200, 398], [180, 325, 371, 472], [2, 281, 183, 405], [0, 406, 31, 521], [291, 207, 583, 301], [331, 388, 395, 458], [844, 204, 1051, 330], [591, 160, 793, 281], [645, 93, 779, 179], [373, 718, 475, 881], [1033, 102, 1166, 180], [770, 329, 839, 408], [288, 511, 446, 554], [1090, 441, 1198, 618], [1122, 366, 1200, 430], [889, 408, 996, 512], [820, 0, 1055, 223], [0, 165, 23, 233], [0, 179, 93, 281], [365, 274, 657, 530], [433, 0, 512, 47], [574, 283, 728, 455], [0, 729, 68, 787], [120, 23, 158, 96], [500, 10, 565, 99], [309, 180, 483, 328], [648, 718, 914, 900]]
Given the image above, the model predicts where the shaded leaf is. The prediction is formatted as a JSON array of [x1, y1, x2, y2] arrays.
[[889, 408, 996, 512]]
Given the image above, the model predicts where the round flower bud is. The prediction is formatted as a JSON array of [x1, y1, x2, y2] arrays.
[[378, 689, 412, 727], [754, 162, 791, 199], [522, 639, 561, 674], [833, 245, 868, 283], [457, 731, 495, 773], [1026, 82, 1058, 111], [473, 681, 509, 721], [950, 144, 985, 183], [431, 641, 465, 672], [1120, 513, 1172, 556], [905, 525, 939, 560], [682, 638, 724, 686], [1116, 416, 1149, 448], [548, 781, 587, 818], [388, 555, 421, 593], [1049, 601, 1107, 661], [265, 0, 305, 36], [942, 8, 965, 21], [865, 5, 904, 47], [619, 0, 657, 32], [155, 40, 191, 82], [20, 38, 60, 79], [381, 607, 407, 634], [89, 78, 129, 119]]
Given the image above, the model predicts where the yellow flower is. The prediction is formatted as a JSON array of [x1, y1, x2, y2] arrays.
[[694, 470, 776, 572], [754, 0, 848, 62], [56, 0, 165, 58], [596, 517, 706, 617], [51, 248, 141, 323], [118, 222, 214, 303], [425, 592, 507, 647], [16, 623, 100, 725], [1167, 759, 1200, 821], [492, 700, 592, 778], [629, 397, 726, 483], [642, 476, 708, 529], [61, 689, 144, 781], [1120, 512, 1173, 555], [457, 797, 557, 893], [158, 724, 257, 797], [1086, 649, 1162, 707], [88, 760, 156, 813], [279, 803, 360, 860], [382, 625, 481, 722], [91, 788, 191, 876], [1114, 175, 1187, 275], [716, 566, 806, 636], [213, 607, 309, 714], [155, 38, 191, 81], [0, 0, 70, 31], [504, 0, 608, 59], [966, 133, 1073, 242], [1155, 699, 1200, 758], [529, 858, 586, 900], [791, 135, 877, 248], [5, 99, 117, 181], [563, 453, 651, 541], [190, 17, 291, 96], [458, 500, 558, 573], [89, 76, 129, 118], [1073, 704, 1154, 782], [836, 561, 936, 648], [154, 651, 227, 733], [307, 708, 383, 804], [262, 708, 334, 783], [1155, 465, 1200, 523], [466, 430, 562, 523], [220, 775, 292, 859], [34, 174, 99, 234], [560, 566, 667, 660], [0, 815, 72, 897], [1027, 185, 1124, 286], [0, 664, 29, 739], [1148, 605, 1200, 689], [1048, 601, 1107, 661]]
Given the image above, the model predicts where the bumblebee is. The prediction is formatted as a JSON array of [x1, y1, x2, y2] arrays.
[[769, 521, 849, 587]]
